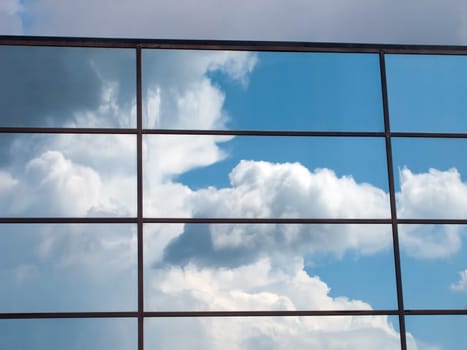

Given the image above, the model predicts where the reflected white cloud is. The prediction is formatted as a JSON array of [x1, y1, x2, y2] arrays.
[[397, 167, 467, 219], [146, 315, 407, 350], [450, 269, 467, 292], [191, 160, 390, 219]]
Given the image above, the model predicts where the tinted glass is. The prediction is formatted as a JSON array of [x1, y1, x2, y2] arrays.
[[406, 316, 467, 350], [0, 318, 137, 350], [393, 138, 467, 219], [387, 54, 467, 133], [145, 316, 401, 349], [144, 135, 389, 218], [143, 50, 383, 131], [144, 223, 396, 311], [0, 134, 136, 217], [0, 224, 137, 312], [399, 224, 467, 309], [0, 46, 135, 128]]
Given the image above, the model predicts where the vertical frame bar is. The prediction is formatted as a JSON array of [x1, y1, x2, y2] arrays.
[[136, 45, 144, 350], [379, 51, 407, 350]]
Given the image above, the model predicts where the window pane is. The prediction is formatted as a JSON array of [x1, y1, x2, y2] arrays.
[[143, 50, 383, 131], [0, 318, 137, 350], [144, 224, 396, 311], [0, 134, 136, 217], [143, 135, 389, 218], [406, 316, 467, 350], [145, 316, 401, 349], [399, 224, 467, 309], [0, 224, 137, 312], [387, 54, 467, 133], [392, 138, 467, 219], [0, 46, 135, 128]]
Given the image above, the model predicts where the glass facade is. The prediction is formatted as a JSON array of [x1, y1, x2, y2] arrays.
[[0, 37, 466, 350]]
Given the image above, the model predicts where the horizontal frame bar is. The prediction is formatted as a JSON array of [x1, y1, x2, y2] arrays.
[[3, 35, 467, 55], [2, 309, 466, 319], [2, 218, 467, 225], [2, 127, 467, 139]]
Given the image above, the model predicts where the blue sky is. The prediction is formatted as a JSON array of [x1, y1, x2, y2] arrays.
[[1, 2, 467, 349]]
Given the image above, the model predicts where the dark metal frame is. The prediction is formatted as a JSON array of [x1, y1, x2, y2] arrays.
[[1, 35, 467, 350]]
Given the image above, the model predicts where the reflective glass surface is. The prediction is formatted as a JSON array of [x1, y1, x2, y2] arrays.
[[0, 46, 136, 128], [393, 138, 467, 219], [387, 54, 467, 133], [0, 224, 137, 312], [144, 224, 396, 311], [406, 316, 467, 350], [0, 318, 137, 350], [0, 134, 137, 217], [143, 50, 384, 131], [143, 135, 389, 218], [400, 224, 467, 309], [2, 40, 467, 350], [145, 316, 402, 349]]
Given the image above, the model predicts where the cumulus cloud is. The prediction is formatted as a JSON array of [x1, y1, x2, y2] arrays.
[[399, 224, 463, 259], [1, 147, 136, 217], [146, 314, 412, 350], [397, 167, 467, 219], [450, 269, 467, 292], [159, 160, 391, 266], [191, 160, 390, 218], [0, 224, 137, 313], [0, 170, 17, 193], [396, 167, 467, 258], [144, 257, 412, 349], [143, 50, 257, 129]]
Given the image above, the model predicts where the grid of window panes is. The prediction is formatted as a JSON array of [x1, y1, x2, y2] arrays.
[[0, 37, 466, 350]]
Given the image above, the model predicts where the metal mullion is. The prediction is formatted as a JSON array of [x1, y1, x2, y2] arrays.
[[142, 218, 391, 224], [391, 132, 467, 139], [405, 309, 467, 315], [0, 127, 136, 134], [0, 218, 137, 224], [142, 129, 384, 137], [136, 45, 145, 350], [3, 308, 465, 320], [143, 310, 398, 318], [3, 217, 467, 225], [380, 51, 407, 350], [397, 219, 467, 225], [0, 312, 137, 319]]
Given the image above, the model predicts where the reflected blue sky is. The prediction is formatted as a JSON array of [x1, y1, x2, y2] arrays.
[[214, 52, 384, 131], [387, 54, 467, 133]]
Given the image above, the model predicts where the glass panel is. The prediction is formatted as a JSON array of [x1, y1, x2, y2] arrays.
[[143, 135, 389, 218], [0, 46, 136, 128], [145, 316, 401, 349], [392, 138, 467, 219], [406, 316, 467, 350], [143, 50, 383, 131], [0, 224, 137, 312], [144, 224, 396, 311], [0, 318, 137, 350], [386, 54, 467, 133], [399, 224, 467, 309], [0, 133, 136, 217]]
